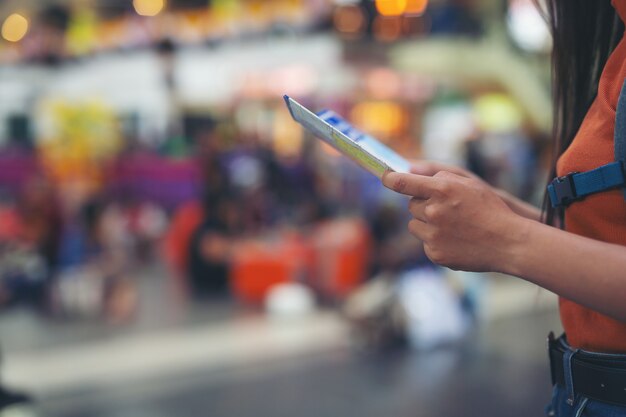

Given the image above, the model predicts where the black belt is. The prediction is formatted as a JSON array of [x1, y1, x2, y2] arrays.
[[549, 333, 626, 407]]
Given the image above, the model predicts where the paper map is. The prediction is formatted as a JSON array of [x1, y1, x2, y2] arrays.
[[283, 95, 411, 178]]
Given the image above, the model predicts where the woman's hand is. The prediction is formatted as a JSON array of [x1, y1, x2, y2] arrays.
[[409, 160, 542, 222], [382, 169, 531, 273], [383, 162, 626, 322]]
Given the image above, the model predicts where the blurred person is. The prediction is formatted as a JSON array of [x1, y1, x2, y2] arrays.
[[54, 197, 136, 322], [165, 151, 238, 300], [0, 195, 34, 409], [114, 193, 168, 263], [0, 179, 61, 311], [0, 218, 38, 309], [382, 1, 626, 415], [17, 178, 62, 280], [29, 5, 70, 65], [187, 191, 238, 299], [463, 129, 538, 200], [347, 204, 468, 352], [224, 133, 293, 231], [369, 204, 428, 277]]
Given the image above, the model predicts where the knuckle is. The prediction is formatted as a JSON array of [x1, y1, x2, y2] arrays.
[[433, 180, 452, 195], [423, 204, 441, 222]]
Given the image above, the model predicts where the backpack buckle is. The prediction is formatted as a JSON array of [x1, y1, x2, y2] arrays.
[[548, 172, 579, 208]]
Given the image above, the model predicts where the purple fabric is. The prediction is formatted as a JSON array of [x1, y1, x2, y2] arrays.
[[106, 154, 202, 209], [0, 151, 41, 194]]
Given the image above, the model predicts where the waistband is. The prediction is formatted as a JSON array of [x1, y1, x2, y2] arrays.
[[548, 332, 626, 407]]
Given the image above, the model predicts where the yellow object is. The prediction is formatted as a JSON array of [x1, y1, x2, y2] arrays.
[[405, 0, 428, 15], [67, 10, 97, 55], [473, 94, 524, 133], [2, 13, 29, 42], [213, 0, 240, 19], [375, 0, 407, 17], [273, 107, 304, 158], [37, 100, 122, 187], [351, 101, 407, 139], [133, 0, 165, 17]]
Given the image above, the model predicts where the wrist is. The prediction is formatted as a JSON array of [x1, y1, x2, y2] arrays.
[[492, 215, 535, 276]]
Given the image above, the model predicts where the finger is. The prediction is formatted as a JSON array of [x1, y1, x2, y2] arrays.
[[408, 197, 428, 222], [409, 160, 445, 176], [410, 160, 474, 179], [407, 218, 433, 241], [382, 171, 438, 198]]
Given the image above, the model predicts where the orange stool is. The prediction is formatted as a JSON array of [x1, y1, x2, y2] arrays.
[[309, 218, 372, 299], [230, 237, 310, 305]]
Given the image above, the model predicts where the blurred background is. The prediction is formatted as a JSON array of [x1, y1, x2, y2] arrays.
[[0, 0, 561, 416]]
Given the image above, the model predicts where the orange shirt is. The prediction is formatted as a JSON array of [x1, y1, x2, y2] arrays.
[[556, 0, 626, 352]]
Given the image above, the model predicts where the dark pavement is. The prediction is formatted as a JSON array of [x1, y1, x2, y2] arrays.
[[33, 310, 561, 417]]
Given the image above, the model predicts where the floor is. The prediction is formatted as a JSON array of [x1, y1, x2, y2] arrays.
[[18, 310, 561, 417], [1, 265, 562, 417]]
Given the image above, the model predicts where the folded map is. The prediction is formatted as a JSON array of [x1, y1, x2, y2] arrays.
[[284, 95, 411, 178]]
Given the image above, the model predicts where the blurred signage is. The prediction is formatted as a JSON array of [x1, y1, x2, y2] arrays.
[[0, 0, 332, 63]]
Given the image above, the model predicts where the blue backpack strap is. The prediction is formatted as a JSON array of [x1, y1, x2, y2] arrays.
[[548, 78, 626, 208], [615, 78, 626, 200]]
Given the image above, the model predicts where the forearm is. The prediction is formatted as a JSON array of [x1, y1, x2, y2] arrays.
[[503, 219, 626, 322]]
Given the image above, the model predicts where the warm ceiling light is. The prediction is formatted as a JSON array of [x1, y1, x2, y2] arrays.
[[405, 0, 428, 15], [375, 0, 407, 17], [2, 13, 29, 42], [133, 0, 166, 17]]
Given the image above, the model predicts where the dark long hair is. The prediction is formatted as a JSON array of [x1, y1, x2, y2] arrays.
[[543, 0, 624, 225]]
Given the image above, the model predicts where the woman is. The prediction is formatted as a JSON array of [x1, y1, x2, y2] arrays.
[[382, 1, 626, 415]]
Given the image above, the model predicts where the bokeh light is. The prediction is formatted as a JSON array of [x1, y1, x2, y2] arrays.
[[375, 0, 407, 17], [2, 13, 29, 43], [366, 68, 402, 100], [133, 0, 166, 17], [373, 15, 403, 42], [405, 0, 429, 16], [333, 5, 366, 36], [473, 93, 524, 133], [507, 0, 551, 52], [351, 101, 407, 139]]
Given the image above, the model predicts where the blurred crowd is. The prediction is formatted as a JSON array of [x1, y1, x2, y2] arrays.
[[0, 97, 547, 334], [0, 0, 552, 348]]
